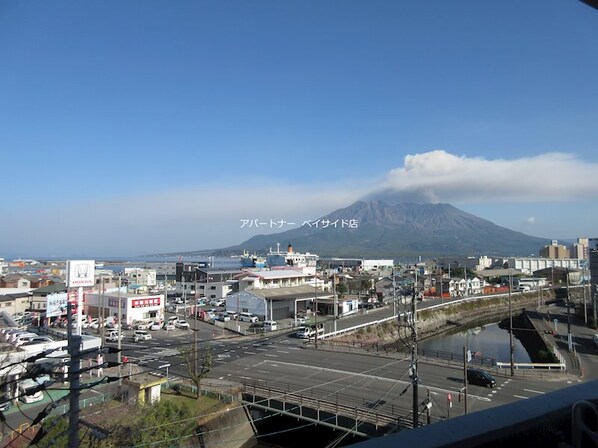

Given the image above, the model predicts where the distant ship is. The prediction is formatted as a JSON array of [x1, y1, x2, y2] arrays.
[[240, 251, 267, 268], [266, 243, 318, 268]]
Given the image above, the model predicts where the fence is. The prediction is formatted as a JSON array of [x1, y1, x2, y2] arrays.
[[162, 382, 235, 404]]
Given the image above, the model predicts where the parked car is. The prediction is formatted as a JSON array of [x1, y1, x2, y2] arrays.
[[19, 336, 54, 347], [135, 320, 152, 330], [216, 313, 231, 322], [263, 320, 278, 331], [466, 369, 496, 388], [149, 321, 162, 331], [133, 330, 152, 342], [163, 322, 176, 331], [0, 395, 10, 412], [175, 320, 190, 329], [10, 331, 37, 345], [239, 312, 258, 323]]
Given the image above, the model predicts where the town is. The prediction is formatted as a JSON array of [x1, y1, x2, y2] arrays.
[[1, 237, 597, 447]]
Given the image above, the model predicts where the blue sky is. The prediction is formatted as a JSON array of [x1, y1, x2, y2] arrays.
[[1, 0, 597, 258]]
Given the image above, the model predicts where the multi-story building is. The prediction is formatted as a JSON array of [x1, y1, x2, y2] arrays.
[[540, 240, 571, 259], [571, 237, 589, 259], [176, 263, 242, 301]]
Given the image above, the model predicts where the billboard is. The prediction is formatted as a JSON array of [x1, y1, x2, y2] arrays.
[[46, 292, 68, 317], [66, 260, 95, 288]]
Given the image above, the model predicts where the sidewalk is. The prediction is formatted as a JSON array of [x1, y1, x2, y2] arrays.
[[526, 305, 587, 378]]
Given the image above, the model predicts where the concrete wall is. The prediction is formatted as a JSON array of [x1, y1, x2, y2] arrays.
[[198, 405, 256, 448]]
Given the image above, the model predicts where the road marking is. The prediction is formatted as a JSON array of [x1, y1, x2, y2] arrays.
[[277, 350, 290, 354], [523, 389, 545, 395], [265, 354, 278, 358], [514, 395, 529, 399], [262, 360, 491, 401], [244, 351, 257, 355]]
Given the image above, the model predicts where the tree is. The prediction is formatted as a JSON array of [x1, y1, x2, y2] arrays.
[[336, 283, 348, 299], [178, 344, 213, 401]]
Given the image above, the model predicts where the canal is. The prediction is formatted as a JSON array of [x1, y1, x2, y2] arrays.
[[418, 315, 532, 364]]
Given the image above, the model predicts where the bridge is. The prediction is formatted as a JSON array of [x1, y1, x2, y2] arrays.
[[240, 379, 423, 438]]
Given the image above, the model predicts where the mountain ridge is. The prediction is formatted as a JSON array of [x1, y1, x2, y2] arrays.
[[186, 200, 550, 259]]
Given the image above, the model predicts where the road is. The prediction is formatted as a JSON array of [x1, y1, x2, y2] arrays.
[[102, 317, 575, 424], [2, 297, 592, 440]]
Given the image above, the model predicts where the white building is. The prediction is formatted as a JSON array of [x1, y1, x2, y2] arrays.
[[225, 284, 333, 321], [237, 269, 312, 290], [124, 268, 157, 288], [509, 257, 583, 275], [85, 292, 165, 327], [362, 260, 394, 271]]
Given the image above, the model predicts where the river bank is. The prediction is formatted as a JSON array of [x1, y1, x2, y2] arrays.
[[334, 291, 550, 346]]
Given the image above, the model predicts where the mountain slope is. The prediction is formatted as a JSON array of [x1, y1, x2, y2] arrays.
[[219, 201, 548, 258]]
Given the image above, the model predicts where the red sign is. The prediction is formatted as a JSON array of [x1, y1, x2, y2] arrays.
[[131, 297, 161, 308], [447, 393, 452, 401]]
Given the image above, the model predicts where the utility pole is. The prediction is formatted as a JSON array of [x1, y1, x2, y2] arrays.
[[567, 269, 573, 351], [508, 267, 514, 377], [194, 270, 198, 377], [118, 276, 122, 387], [67, 302, 82, 448], [314, 275, 319, 349], [333, 273, 338, 332], [411, 284, 418, 428], [392, 268, 397, 315], [583, 268, 588, 325], [462, 345, 468, 415]]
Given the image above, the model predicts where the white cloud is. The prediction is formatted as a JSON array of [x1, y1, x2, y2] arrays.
[[0, 181, 365, 256], [374, 150, 598, 203], [3, 149, 597, 256]]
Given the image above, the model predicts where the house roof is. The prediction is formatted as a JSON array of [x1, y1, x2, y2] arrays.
[[32, 283, 67, 295], [241, 269, 308, 280], [244, 284, 332, 300]]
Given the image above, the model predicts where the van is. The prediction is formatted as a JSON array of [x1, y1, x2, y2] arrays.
[[263, 320, 278, 331], [239, 312, 258, 323]]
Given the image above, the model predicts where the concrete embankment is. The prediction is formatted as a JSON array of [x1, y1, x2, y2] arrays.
[[416, 292, 548, 340], [197, 403, 257, 448]]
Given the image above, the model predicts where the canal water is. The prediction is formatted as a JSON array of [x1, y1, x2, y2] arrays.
[[418, 317, 532, 364]]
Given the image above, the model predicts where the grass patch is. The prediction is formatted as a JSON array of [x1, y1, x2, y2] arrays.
[[161, 389, 225, 413]]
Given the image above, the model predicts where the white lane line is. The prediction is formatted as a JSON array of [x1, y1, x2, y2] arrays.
[[523, 389, 545, 395], [265, 354, 278, 358], [514, 395, 529, 400], [244, 351, 257, 355], [277, 350, 290, 354], [264, 360, 491, 401]]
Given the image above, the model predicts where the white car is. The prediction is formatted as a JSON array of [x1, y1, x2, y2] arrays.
[[106, 331, 124, 342], [149, 322, 162, 331], [163, 322, 175, 331], [175, 320, 190, 329], [133, 330, 152, 342]]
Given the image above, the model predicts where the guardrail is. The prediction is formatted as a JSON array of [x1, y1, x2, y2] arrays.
[[241, 379, 416, 435], [319, 315, 397, 340], [495, 361, 566, 370]]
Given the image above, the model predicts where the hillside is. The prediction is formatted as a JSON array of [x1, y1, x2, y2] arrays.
[[212, 201, 549, 258]]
